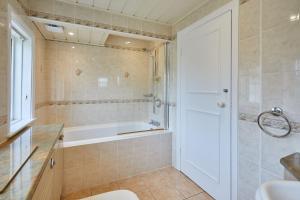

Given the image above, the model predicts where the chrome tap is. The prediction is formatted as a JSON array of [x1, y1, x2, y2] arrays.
[[149, 120, 160, 127]]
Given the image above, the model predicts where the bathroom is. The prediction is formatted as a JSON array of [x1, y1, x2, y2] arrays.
[[0, 0, 299, 200]]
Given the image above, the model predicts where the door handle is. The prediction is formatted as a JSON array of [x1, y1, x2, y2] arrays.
[[217, 102, 226, 108], [50, 158, 56, 169]]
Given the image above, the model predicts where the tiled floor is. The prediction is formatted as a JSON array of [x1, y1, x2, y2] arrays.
[[62, 167, 214, 200]]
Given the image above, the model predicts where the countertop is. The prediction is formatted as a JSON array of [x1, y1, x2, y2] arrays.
[[280, 153, 300, 181], [0, 124, 64, 200]]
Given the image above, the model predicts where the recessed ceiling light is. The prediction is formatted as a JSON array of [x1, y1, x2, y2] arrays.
[[125, 41, 131, 44], [290, 14, 300, 22], [68, 32, 75, 36], [72, 46, 75, 49]]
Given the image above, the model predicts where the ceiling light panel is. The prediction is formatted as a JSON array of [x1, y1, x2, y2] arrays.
[[65, 27, 77, 42], [121, 0, 140, 15], [132, 0, 158, 18], [146, 0, 171, 20], [77, 0, 94, 7], [57, 0, 209, 25], [109, 0, 128, 12], [93, 0, 111, 9], [78, 27, 91, 44]]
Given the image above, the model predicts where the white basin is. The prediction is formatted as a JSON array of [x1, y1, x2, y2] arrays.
[[256, 181, 300, 200]]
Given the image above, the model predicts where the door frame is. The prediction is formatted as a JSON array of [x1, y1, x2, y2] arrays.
[[175, 1, 239, 200]]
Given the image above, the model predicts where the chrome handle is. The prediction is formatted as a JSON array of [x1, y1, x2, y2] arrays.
[[217, 102, 226, 108], [59, 134, 64, 141], [50, 158, 55, 169], [155, 98, 162, 108]]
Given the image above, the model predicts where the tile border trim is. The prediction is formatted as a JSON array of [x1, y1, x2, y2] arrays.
[[35, 99, 177, 110], [35, 98, 152, 109]]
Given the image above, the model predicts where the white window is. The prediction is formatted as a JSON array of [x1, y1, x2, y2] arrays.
[[9, 16, 34, 135]]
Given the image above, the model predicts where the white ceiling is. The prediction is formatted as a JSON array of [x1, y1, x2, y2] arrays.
[[34, 20, 157, 48], [57, 0, 209, 25], [35, 21, 109, 46]]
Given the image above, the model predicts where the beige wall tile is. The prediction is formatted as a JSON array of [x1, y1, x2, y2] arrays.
[[262, 0, 300, 30], [238, 0, 300, 199], [239, 0, 260, 40], [44, 41, 151, 127], [63, 133, 172, 196]]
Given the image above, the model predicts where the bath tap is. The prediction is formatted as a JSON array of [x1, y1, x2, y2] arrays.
[[143, 93, 153, 97], [149, 120, 160, 127]]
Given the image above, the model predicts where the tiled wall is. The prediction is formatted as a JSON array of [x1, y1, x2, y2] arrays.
[[34, 26, 49, 125], [44, 41, 153, 127], [63, 133, 172, 196], [0, 0, 8, 143], [238, 0, 300, 199]]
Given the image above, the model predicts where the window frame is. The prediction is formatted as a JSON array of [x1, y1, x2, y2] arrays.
[[8, 7, 36, 136]]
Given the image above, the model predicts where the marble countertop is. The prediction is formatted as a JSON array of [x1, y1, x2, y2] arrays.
[[280, 153, 300, 181], [0, 124, 64, 200]]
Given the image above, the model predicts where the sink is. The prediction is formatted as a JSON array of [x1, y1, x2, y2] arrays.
[[256, 181, 300, 200]]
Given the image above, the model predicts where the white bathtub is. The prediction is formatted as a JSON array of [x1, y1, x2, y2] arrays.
[[63, 121, 168, 147]]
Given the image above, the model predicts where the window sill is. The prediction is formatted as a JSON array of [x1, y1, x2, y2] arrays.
[[9, 118, 36, 137]]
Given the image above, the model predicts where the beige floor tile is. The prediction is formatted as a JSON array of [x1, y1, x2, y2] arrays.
[[161, 168, 203, 198], [140, 169, 170, 189], [90, 182, 120, 195], [116, 176, 155, 200], [117, 176, 146, 191], [134, 189, 156, 200], [149, 185, 185, 200], [65, 167, 207, 200], [62, 189, 91, 200], [186, 193, 215, 200]]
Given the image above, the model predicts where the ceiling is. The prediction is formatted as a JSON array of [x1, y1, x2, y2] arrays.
[[105, 35, 153, 49], [35, 21, 109, 46], [34, 20, 156, 49], [57, 0, 209, 25]]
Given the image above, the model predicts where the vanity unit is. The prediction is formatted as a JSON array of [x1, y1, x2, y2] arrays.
[[280, 153, 300, 181], [0, 124, 64, 200], [255, 153, 300, 200]]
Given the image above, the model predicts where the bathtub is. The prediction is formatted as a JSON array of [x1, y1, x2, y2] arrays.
[[62, 121, 172, 196], [63, 121, 168, 147]]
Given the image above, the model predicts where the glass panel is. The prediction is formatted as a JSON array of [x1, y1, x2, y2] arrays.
[[149, 44, 168, 129], [47, 29, 169, 134], [10, 29, 24, 123]]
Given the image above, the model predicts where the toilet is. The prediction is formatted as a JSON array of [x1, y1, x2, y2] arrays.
[[81, 190, 139, 200]]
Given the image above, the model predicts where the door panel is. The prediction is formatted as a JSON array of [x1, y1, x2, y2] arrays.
[[179, 11, 232, 200], [184, 29, 220, 93], [185, 110, 220, 182]]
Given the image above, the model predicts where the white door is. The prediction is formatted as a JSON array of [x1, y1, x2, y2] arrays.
[[178, 11, 232, 200]]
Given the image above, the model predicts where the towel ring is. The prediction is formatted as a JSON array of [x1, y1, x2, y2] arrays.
[[257, 107, 292, 138]]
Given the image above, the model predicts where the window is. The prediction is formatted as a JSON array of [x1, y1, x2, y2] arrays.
[[9, 18, 34, 135], [10, 28, 24, 124]]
